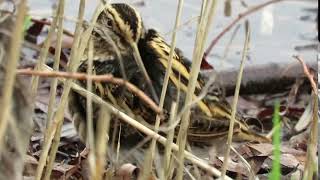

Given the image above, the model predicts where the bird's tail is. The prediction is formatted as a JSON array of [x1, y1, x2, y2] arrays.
[[200, 99, 271, 143]]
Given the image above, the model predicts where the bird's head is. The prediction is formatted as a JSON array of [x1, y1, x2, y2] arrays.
[[92, 3, 144, 55]]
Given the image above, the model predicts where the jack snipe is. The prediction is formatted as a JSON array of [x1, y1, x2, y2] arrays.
[[68, 3, 270, 146]]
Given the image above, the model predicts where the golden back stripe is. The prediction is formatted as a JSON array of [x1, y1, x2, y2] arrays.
[[158, 58, 212, 117], [150, 37, 201, 89], [159, 58, 201, 89]]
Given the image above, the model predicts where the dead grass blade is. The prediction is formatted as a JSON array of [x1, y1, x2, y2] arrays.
[[293, 55, 318, 179], [176, 1, 218, 179], [45, 0, 65, 130], [35, 0, 86, 179], [0, 0, 26, 152], [221, 20, 251, 179], [30, 0, 60, 95], [142, 0, 185, 178]]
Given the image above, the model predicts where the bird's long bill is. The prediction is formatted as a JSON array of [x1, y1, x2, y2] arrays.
[[130, 42, 160, 103]]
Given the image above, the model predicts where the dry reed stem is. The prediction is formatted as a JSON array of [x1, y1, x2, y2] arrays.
[[221, 21, 251, 179], [293, 55, 318, 179], [95, 107, 111, 180], [308, 93, 318, 179], [160, 73, 217, 133], [188, 145, 202, 179], [164, 16, 199, 36], [46, 0, 65, 130], [43, 1, 65, 179], [42, 3, 114, 179], [163, 103, 177, 179], [143, 0, 184, 178], [176, 1, 217, 179], [219, 24, 241, 68], [34, 0, 86, 179], [30, 0, 60, 95], [131, 42, 159, 103], [16, 68, 161, 114], [166, 77, 182, 180], [39, 63, 231, 179], [86, 38, 96, 178], [0, 0, 26, 152], [203, 0, 286, 61]]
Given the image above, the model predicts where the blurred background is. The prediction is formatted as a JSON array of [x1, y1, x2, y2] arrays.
[[28, 0, 318, 70]]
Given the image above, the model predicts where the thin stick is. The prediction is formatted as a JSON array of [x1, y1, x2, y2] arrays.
[[203, 0, 286, 61], [293, 55, 317, 92], [16, 68, 161, 114], [0, 0, 26, 152], [221, 21, 250, 178], [219, 24, 241, 68]]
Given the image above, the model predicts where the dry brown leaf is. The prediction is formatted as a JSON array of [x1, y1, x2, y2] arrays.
[[114, 163, 139, 180]]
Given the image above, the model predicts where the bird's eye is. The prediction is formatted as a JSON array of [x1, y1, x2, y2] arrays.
[[106, 19, 113, 27]]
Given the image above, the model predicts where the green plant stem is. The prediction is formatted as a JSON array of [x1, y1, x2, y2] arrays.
[[269, 101, 281, 180]]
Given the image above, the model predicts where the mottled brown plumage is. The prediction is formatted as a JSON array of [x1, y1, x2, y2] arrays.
[[69, 3, 270, 147], [69, 3, 147, 144], [138, 29, 270, 143]]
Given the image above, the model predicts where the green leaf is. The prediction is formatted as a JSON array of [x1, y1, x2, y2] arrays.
[[23, 15, 32, 32]]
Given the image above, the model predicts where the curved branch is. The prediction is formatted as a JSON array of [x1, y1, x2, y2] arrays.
[[17, 68, 162, 115]]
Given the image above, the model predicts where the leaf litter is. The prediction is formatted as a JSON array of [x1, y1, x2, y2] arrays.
[[17, 11, 316, 180]]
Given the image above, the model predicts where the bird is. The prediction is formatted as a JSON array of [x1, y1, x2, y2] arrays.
[[138, 29, 270, 143], [68, 3, 270, 150], [68, 3, 148, 145]]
